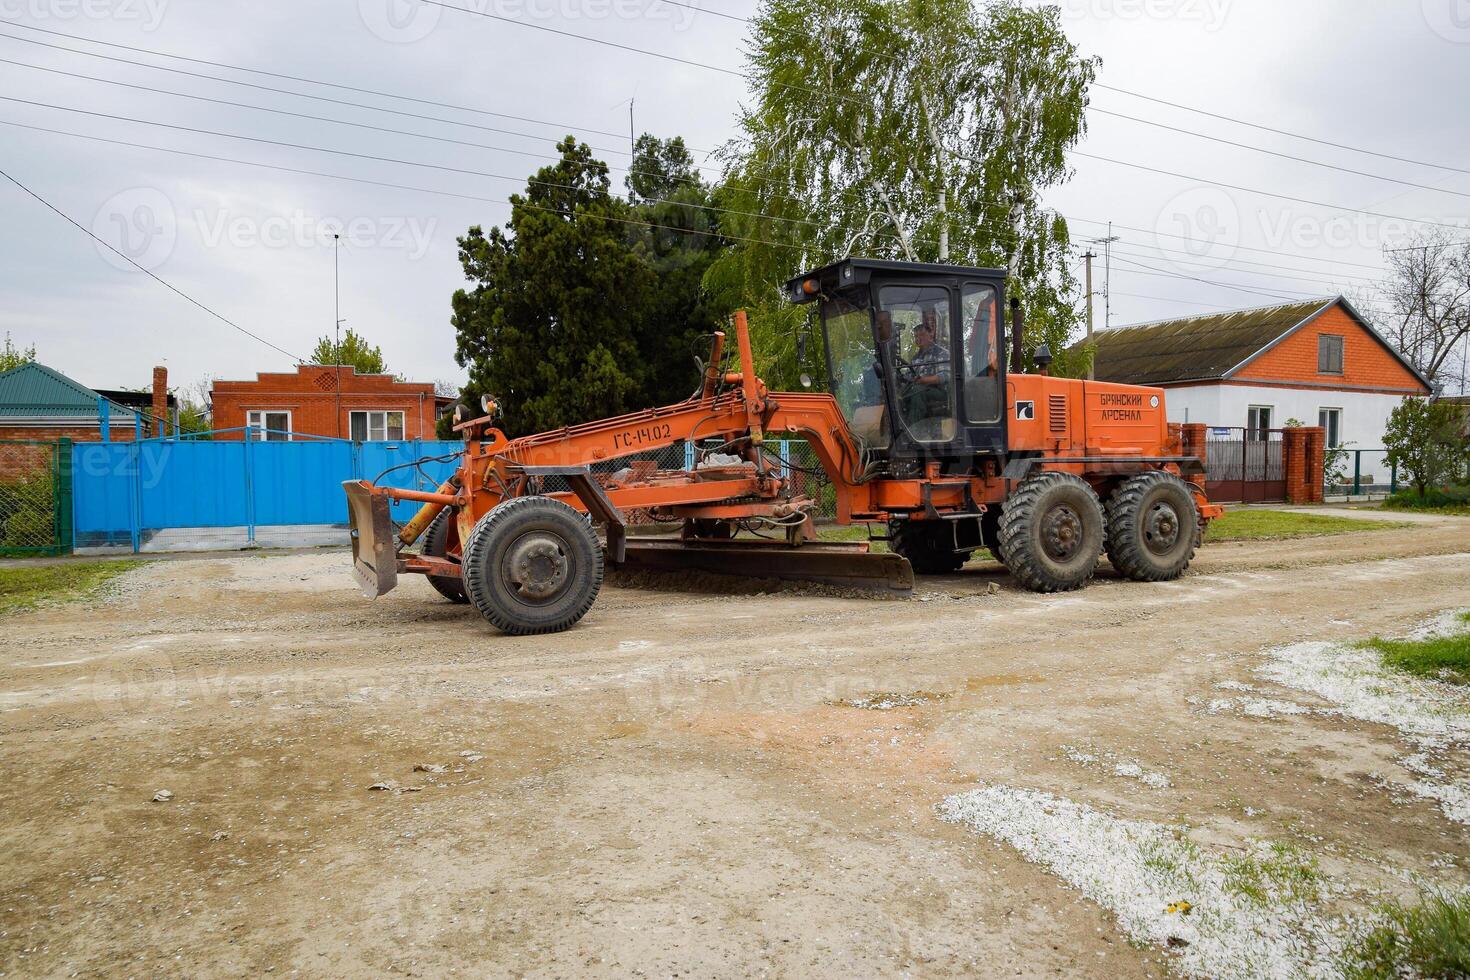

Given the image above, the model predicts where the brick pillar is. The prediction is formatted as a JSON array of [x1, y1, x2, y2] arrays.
[[1283, 426, 1324, 505], [151, 366, 168, 438], [1303, 426, 1326, 503], [1181, 422, 1208, 491]]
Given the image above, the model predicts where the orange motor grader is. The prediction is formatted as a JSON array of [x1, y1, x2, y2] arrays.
[[344, 258, 1221, 634]]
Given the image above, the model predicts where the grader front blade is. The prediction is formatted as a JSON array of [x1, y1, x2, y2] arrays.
[[618, 538, 914, 594], [344, 480, 398, 598]]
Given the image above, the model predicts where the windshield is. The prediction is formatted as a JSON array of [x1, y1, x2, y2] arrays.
[[821, 293, 889, 448]]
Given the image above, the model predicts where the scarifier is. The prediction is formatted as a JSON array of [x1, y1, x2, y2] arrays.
[[344, 259, 1223, 634]]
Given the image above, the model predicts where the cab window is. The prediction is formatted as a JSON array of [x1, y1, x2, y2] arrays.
[[960, 283, 1001, 423], [878, 284, 955, 443], [820, 293, 890, 449]]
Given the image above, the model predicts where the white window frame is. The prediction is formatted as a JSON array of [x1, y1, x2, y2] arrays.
[[246, 409, 292, 442], [349, 409, 407, 442], [1246, 405, 1273, 440], [1318, 407, 1343, 448]]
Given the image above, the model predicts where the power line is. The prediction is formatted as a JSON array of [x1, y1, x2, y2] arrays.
[[1064, 214, 1390, 274], [1094, 81, 1470, 178], [0, 164, 303, 361], [0, 116, 811, 255], [0, 18, 632, 142], [1089, 105, 1470, 201], [1072, 149, 1470, 234]]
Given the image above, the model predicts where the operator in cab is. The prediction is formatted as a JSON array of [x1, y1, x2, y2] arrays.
[[903, 307, 952, 424]]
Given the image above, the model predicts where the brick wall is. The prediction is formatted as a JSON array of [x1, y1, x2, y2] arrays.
[[0, 425, 137, 442], [211, 366, 439, 440], [1238, 305, 1427, 394]]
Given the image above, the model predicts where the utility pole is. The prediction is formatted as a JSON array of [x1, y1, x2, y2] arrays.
[[333, 232, 343, 439], [1083, 249, 1097, 381], [1098, 223, 1120, 329], [628, 97, 635, 160]]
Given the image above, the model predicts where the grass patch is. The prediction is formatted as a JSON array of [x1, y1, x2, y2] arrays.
[[1204, 509, 1405, 542], [1368, 630, 1470, 686], [1381, 485, 1470, 516], [1340, 894, 1470, 980], [0, 560, 146, 616], [1220, 841, 1323, 907]]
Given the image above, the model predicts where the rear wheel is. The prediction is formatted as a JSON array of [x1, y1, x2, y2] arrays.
[[462, 496, 603, 635], [422, 509, 469, 604], [997, 472, 1104, 592], [1105, 472, 1199, 582], [890, 520, 970, 575]]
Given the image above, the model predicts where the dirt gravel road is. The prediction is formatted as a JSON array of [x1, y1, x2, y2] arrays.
[[2, 519, 1469, 977]]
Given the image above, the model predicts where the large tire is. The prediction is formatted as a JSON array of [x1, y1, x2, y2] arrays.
[[422, 509, 469, 604], [890, 520, 969, 575], [1105, 472, 1199, 582], [462, 496, 603, 635], [997, 472, 1104, 592]]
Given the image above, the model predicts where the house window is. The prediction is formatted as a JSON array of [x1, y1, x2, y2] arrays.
[[1247, 405, 1273, 439], [1318, 334, 1344, 374], [1318, 408, 1342, 448], [350, 410, 405, 442], [246, 410, 291, 442]]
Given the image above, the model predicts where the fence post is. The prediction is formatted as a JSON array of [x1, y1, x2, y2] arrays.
[[1352, 451, 1361, 496], [127, 440, 141, 554], [1390, 461, 1397, 494], [243, 429, 256, 545], [98, 397, 110, 444], [54, 438, 73, 555]]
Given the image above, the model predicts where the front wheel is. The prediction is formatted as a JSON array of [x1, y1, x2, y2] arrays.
[[997, 472, 1104, 592], [1104, 472, 1199, 582], [462, 496, 603, 635], [422, 509, 469, 604]]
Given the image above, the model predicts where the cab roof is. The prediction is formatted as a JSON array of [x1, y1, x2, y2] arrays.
[[785, 258, 1007, 304]]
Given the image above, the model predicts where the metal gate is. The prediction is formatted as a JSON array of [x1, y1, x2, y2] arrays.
[[0, 439, 71, 556], [1204, 426, 1285, 504]]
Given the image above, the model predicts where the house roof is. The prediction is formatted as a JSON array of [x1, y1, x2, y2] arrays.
[[1085, 298, 1335, 385], [0, 362, 143, 420], [1084, 296, 1431, 389]]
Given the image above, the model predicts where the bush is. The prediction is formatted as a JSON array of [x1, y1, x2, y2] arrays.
[[1384, 483, 1470, 511], [1340, 894, 1470, 980]]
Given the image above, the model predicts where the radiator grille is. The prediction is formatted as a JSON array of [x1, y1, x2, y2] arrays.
[[1049, 393, 1068, 433]]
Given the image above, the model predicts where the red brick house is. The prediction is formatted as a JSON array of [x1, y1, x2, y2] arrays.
[[210, 365, 452, 441]]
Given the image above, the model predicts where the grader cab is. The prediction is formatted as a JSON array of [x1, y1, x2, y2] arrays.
[[345, 258, 1221, 635]]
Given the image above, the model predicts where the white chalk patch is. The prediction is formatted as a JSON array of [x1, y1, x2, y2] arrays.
[[939, 785, 1349, 979], [1206, 696, 1315, 719], [1060, 744, 1171, 789]]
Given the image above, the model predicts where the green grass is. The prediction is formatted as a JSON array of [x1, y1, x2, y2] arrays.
[[1204, 509, 1405, 542], [815, 523, 890, 553], [1220, 841, 1322, 907], [1340, 894, 1470, 980], [1367, 620, 1470, 686], [0, 560, 146, 616], [1381, 484, 1470, 516]]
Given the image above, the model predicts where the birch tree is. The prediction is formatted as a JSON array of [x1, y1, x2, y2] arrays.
[[707, 0, 1097, 384]]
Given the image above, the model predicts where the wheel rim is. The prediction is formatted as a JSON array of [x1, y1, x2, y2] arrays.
[[1142, 500, 1181, 555], [502, 530, 571, 603], [1040, 504, 1084, 563]]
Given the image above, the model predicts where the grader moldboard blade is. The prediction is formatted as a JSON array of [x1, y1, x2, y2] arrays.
[[617, 538, 915, 595], [343, 480, 398, 598]]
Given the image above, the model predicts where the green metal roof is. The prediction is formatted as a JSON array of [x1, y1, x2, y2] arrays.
[[0, 362, 133, 418], [1084, 298, 1335, 385]]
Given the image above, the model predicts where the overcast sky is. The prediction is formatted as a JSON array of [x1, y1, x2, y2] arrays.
[[1, 0, 1466, 398]]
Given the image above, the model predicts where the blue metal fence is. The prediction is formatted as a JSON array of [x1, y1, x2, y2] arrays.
[[71, 429, 462, 553]]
